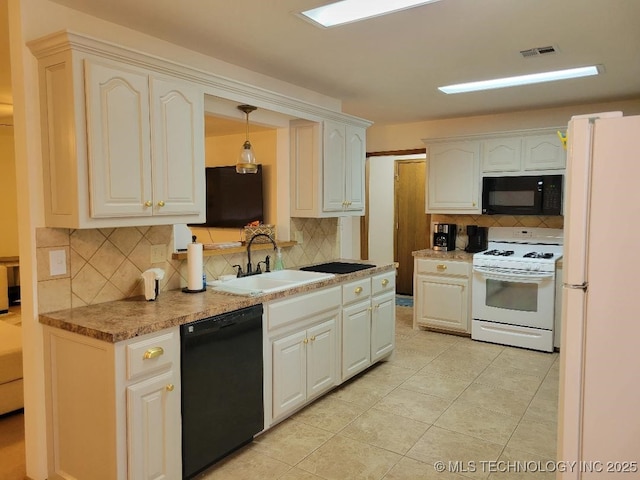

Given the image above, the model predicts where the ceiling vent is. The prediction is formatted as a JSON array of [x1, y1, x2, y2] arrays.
[[520, 45, 558, 58]]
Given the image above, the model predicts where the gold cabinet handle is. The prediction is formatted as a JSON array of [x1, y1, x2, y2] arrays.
[[144, 201, 152, 207], [473, 202, 477, 207], [303, 338, 309, 344], [355, 286, 363, 294], [436, 264, 447, 271], [166, 384, 174, 392], [367, 306, 373, 312], [143, 347, 164, 360], [157, 200, 165, 207], [381, 279, 389, 287], [310, 336, 316, 341]]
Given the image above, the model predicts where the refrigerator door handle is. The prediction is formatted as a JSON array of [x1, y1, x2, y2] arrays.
[[563, 283, 588, 291]]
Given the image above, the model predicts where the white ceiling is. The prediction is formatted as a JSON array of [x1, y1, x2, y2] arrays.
[[3, 0, 640, 129]]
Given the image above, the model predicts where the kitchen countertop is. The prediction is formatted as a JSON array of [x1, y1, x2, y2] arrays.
[[412, 249, 475, 261], [39, 261, 397, 343]]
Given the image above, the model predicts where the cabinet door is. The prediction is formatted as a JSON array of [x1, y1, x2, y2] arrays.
[[415, 274, 469, 332], [523, 134, 566, 170], [85, 60, 152, 218], [482, 138, 522, 172], [306, 317, 338, 400], [342, 300, 372, 380], [150, 77, 205, 217], [427, 142, 480, 213], [323, 121, 347, 211], [345, 125, 365, 212], [272, 330, 307, 420], [371, 290, 396, 362], [127, 369, 181, 480]]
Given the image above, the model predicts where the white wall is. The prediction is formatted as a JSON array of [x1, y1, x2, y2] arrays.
[[367, 99, 640, 152], [368, 153, 426, 263]]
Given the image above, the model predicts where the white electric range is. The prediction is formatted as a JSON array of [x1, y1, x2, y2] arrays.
[[471, 227, 563, 352]]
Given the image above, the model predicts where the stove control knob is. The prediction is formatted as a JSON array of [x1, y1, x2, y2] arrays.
[[525, 264, 532, 271], [533, 264, 541, 272]]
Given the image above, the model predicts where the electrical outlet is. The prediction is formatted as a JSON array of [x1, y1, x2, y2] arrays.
[[150, 244, 167, 264], [457, 225, 465, 235]]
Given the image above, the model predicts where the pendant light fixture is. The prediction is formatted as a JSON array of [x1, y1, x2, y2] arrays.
[[236, 104, 259, 174]]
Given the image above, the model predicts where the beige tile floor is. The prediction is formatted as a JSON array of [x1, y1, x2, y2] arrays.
[[198, 306, 560, 480]]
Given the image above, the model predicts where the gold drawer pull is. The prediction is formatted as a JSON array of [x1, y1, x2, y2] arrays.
[[143, 347, 164, 360], [436, 264, 447, 271], [144, 200, 152, 207], [355, 286, 363, 294], [310, 336, 316, 341], [381, 279, 389, 286], [166, 384, 174, 392], [157, 200, 165, 207], [303, 338, 309, 344]]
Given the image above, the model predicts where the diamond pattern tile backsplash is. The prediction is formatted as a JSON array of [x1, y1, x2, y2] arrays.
[[36, 218, 339, 314]]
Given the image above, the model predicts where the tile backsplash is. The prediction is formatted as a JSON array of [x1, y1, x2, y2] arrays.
[[431, 214, 564, 250], [36, 217, 339, 314]]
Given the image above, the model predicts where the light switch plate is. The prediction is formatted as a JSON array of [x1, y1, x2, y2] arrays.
[[49, 249, 67, 276]]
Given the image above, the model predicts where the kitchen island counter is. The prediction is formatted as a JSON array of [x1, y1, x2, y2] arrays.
[[39, 261, 397, 342]]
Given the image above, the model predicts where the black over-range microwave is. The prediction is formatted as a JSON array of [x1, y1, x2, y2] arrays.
[[482, 175, 563, 215]]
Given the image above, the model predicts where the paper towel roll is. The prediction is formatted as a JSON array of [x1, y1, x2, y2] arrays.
[[187, 242, 203, 291]]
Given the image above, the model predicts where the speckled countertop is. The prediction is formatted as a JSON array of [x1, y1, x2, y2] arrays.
[[412, 249, 475, 262], [39, 261, 397, 343]]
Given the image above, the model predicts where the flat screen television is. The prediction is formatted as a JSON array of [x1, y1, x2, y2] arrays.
[[199, 165, 264, 228]]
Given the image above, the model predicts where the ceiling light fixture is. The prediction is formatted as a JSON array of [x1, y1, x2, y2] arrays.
[[299, 0, 442, 28], [236, 104, 259, 174], [438, 65, 602, 94]]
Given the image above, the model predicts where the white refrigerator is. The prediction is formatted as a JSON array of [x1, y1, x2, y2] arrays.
[[558, 112, 640, 479]]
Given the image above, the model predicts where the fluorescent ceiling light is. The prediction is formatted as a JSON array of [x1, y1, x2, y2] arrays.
[[300, 0, 442, 28], [439, 65, 602, 94]]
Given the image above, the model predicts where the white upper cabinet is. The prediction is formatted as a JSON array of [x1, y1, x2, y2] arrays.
[[482, 137, 522, 172], [523, 133, 566, 170], [30, 35, 205, 228], [426, 141, 481, 214], [290, 120, 368, 217], [481, 130, 566, 174]]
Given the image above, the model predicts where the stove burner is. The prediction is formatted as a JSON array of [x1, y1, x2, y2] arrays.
[[523, 252, 555, 259], [483, 249, 515, 257]]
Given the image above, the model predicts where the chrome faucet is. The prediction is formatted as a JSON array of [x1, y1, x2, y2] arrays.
[[245, 234, 277, 275]]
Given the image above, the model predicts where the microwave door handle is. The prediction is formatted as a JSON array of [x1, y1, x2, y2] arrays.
[[473, 266, 555, 283]]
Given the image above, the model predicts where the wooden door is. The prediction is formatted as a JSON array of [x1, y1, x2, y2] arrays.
[[394, 160, 429, 295]]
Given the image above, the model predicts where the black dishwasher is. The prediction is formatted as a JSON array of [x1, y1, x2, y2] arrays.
[[180, 304, 264, 479]]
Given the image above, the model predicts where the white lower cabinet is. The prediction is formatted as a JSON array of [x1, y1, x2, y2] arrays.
[[413, 258, 471, 334], [342, 298, 372, 379], [341, 271, 396, 381], [272, 318, 338, 420], [266, 268, 397, 427], [266, 286, 341, 424], [43, 326, 181, 480]]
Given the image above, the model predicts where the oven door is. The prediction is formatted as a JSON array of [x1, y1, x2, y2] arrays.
[[472, 266, 556, 329]]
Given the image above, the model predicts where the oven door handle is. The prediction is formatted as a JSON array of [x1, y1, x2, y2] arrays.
[[473, 266, 555, 283]]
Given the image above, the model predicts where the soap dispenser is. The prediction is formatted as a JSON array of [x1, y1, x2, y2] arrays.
[[273, 247, 285, 271], [142, 268, 165, 301]]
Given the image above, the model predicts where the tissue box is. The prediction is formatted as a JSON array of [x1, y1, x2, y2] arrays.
[[244, 225, 276, 243]]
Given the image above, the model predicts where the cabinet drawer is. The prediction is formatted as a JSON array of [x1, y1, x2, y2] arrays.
[[371, 271, 395, 295], [126, 331, 177, 381], [342, 278, 371, 305], [267, 286, 341, 331], [416, 258, 470, 277]]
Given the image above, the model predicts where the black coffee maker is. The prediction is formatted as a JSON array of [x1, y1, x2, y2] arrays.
[[465, 225, 488, 253], [432, 223, 457, 251]]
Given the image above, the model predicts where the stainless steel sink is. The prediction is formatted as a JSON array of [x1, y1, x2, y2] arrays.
[[211, 270, 334, 296]]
